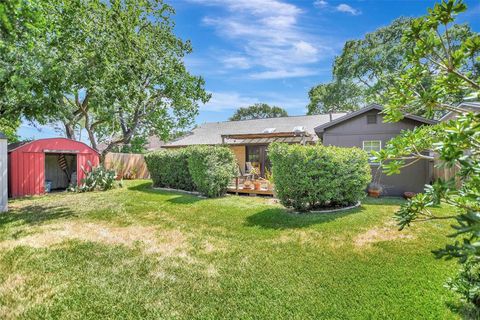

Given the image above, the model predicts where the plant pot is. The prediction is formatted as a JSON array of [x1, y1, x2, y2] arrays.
[[368, 189, 381, 198], [253, 181, 262, 190], [403, 192, 416, 199]]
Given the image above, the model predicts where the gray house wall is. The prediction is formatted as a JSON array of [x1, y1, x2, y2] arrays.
[[321, 109, 433, 196]]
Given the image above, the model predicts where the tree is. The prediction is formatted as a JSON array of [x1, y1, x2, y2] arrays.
[[2, 0, 209, 158], [374, 0, 480, 308], [229, 103, 288, 121], [306, 81, 364, 114], [0, 0, 57, 139], [307, 16, 476, 116]]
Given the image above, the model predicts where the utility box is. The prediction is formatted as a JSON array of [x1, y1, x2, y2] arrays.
[[0, 133, 7, 212]]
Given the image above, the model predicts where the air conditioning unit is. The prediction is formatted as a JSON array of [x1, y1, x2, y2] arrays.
[[293, 126, 305, 134]]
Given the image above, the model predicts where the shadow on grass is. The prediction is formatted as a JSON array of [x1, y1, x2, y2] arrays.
[[245, 206, 364, 230], [0, 205, 76, 228], [127, 181, 204, 205], [446, 301, 480, 320]]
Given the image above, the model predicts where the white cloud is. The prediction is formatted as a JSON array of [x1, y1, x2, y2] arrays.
[[201, 91, 259, 111], [249, 68, 318, 80], [313, 0, 328, 8], [336, 4, 361, 15], [200, 90, 309, 114], [191, 0, 333, 79], [313, 1, 361, 16]]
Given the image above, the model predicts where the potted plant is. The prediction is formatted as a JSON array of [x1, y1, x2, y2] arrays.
[[265, 169, 274, 191], [368, 182, 383, 198], [403, 191, 416, 199]]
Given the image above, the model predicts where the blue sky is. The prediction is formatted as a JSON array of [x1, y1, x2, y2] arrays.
[[19, 0, 480, 140]]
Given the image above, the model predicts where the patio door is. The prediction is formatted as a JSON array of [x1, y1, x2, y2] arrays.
[[246, 145, 270, 177]]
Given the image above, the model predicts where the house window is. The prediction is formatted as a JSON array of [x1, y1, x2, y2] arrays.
[[363, 140, 382, 152], [367, 114, 377, 124], [363, 140, 382, 164]]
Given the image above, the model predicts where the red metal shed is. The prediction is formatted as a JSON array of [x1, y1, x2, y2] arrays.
[[8, 138, 99, 197]]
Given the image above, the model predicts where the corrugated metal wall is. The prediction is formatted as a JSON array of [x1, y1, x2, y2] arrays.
[[0, 139, 7, 211], [8, 138, 100, 198]]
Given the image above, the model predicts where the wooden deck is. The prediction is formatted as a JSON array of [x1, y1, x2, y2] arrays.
[[227, 177, 274, 196], [227, 187, 274, 196]]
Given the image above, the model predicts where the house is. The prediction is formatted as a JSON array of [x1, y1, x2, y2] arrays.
[[163, 104, 437, 196], [315, 104, 437, 195], [439, 102, 480, 122], [8, 138, 100, 198], [163, 112, 347, 177]]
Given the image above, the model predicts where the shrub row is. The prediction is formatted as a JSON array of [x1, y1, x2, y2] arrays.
[[145, 146, 237, 197], [268, 143, 371, 212], [145, 148, 196, 191]]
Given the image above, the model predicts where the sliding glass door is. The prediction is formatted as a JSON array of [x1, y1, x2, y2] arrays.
[[246, 145, 270, 177]]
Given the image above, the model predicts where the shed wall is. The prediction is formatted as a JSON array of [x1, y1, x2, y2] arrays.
[[8, 138, 99, 197]]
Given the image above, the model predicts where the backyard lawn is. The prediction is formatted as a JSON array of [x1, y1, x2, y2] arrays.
[[0, 180, 468, 319]]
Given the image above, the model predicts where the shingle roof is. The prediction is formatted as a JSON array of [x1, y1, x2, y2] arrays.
[[164, 113, 347, 147], [314, 104, 437, 133]]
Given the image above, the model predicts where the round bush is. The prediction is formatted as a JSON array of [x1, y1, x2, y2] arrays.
[[187, 146, 237, 198], [268, 143, 371, 212]]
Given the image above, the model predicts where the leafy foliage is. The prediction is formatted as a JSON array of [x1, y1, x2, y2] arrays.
[[229, 103, 288, 121], [375, 0, 480, 308], [307, 15, 476, 117], [78, 164, 117, 192], [307, 81, 364, 114], [269, 143, 371, 212], [187, 146, 237, 198], [2, 0, 209, 157], [144, 148, 195, 191]]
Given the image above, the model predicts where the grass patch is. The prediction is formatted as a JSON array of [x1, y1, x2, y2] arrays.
[[0, 180, 467, 319]]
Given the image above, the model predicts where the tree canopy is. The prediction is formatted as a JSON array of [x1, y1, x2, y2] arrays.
[[1, 0, 209, 156], [229, 103, 288, 121], [307, 16, 476, 117], [374, 0, 480, 308]]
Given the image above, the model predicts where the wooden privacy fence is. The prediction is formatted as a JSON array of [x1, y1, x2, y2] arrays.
[[433, 157, 461, 187], [104, 152, 150, 179]]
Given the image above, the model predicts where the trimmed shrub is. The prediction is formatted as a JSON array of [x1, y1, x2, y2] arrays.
[[187, 146, 237, 198], [144, 148, 195, 191], [269, 143, 371, 211]]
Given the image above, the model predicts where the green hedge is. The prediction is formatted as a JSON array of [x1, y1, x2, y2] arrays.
[[145, 146, 237, 197], [144, 148, 195, 191], [187, 146, 237, 198], [269, 143, 371, 212]]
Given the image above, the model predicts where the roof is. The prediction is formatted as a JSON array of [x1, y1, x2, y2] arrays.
[[439, 102, 480, 121], [8, 138, 99, 155], [314, 104, 438, 133], [163, 113, 347, 147], [0, 132, 6, 140]]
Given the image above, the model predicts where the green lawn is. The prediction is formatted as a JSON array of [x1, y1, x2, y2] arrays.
[[0, 180, 469, 319]]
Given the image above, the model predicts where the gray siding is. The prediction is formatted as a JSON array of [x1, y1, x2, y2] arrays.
[[322, 109, 433, 196], [0, 139, 7, 211]]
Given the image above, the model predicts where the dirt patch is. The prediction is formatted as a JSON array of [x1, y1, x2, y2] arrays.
[[0, 274, 53, 320], [0, 222, 189, 258], [354, 225, 414, 248]]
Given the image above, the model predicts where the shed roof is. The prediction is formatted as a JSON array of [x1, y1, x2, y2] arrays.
[[314, 104, 437, 133], [8, 138, 99, 154], [163, 113, 347, 147]]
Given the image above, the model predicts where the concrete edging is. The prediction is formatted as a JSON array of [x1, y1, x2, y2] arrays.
[[152, 187, 206, 198], [289, 201, 361, 214]]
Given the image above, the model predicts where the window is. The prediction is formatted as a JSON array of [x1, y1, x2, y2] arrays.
[[367, 114, 377, 124], [363, 140, 382, 152], [363, 140, 382, 164]]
